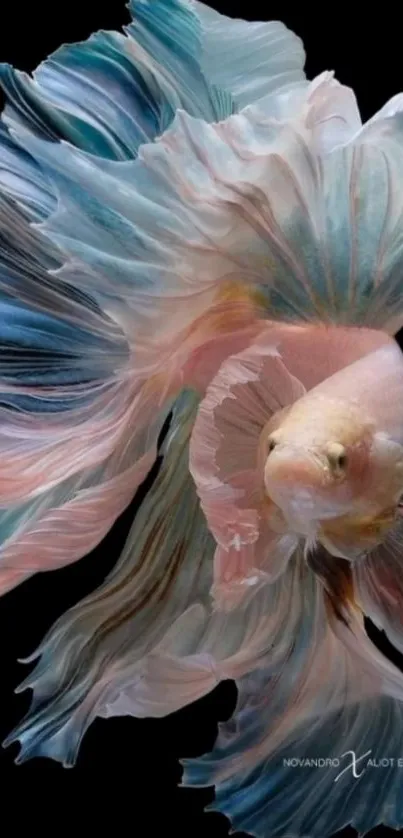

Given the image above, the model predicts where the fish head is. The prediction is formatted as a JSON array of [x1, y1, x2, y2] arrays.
[[261, 344, 403, 557]]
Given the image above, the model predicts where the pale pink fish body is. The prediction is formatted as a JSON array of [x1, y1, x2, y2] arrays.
[[4, 3, 403, 838]]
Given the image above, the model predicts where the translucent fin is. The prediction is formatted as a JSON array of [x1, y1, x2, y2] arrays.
[[5, 122, 270, 375], [0, 190, 174, 590], [0, 379, 170, 592], [0, 78, 332, 371], [4, 391, 217, 764], [1, 0, 306, 167], [192, 1, 306, 110], [0, 0, 307, 603], [183, 550, 403, 837], [0, 0, 233, 161], [7, 389, 308, 760], [13, 72, 403, 350], [125, 0, 235, 123], [0, 193, 127, 394], [0, 123, 55, 220], [4, 415, 304, 764], [0, 83, 280, 597], [190, 337, 304, 606]]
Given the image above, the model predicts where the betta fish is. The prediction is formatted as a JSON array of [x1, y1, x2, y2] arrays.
[[3, 1, 403, 836]]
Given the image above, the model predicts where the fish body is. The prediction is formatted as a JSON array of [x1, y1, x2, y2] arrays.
[[2, 3, 403, 837]]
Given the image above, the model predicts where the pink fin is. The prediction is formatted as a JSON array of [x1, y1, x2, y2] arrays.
[[190, 338, 304, 604], [0, 377, 172, 591]]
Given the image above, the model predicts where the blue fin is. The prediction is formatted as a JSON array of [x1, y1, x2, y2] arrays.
[[183, 551, 403, 836], [0, 0, 235, 163]]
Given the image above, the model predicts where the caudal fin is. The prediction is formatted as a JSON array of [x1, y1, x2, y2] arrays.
[[183, 551, 403, 837]]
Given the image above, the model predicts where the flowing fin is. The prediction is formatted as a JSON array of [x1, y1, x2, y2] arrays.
[[192, 1, 306, 110], [0, 120, 270, 595], [0, 188, 175, 591], [0, 193, 127, 391], [0, 79, 326, 372], [0, 381, 169, 593], [247, 80, 403, 331], [0, 0, 308, 603], [183, 550, 403, 837], [4, 391, 216, 764], [0, 0, 306, 166], [6, 388, 306, 762], [0, 0, 234, 161], [4, 13, 403, 832], [5, 119, 271, 373], [13, 73, 403, 353], [0, 123, 55, 220], [189, 337, 304, 607]]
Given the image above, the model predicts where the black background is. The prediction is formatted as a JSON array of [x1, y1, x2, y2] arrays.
[[0, 3, 402, 836]]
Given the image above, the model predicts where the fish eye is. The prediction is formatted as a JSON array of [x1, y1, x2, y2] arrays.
[[325, 442, 348, 474], [267, 435, 278, 454]]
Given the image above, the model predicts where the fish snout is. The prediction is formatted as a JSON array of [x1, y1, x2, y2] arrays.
[[263, 445, 328, 523]]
